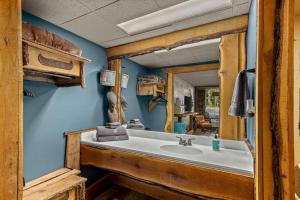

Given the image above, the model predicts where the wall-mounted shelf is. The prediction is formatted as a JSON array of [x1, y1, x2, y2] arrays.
[[23, 40, 90, 88], [137, 83, 165, 96]]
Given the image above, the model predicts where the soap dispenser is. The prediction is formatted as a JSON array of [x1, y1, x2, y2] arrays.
[[212, 133, 220, 151]]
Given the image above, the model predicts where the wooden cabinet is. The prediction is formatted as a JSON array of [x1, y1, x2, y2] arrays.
[[23, 40, 90, 88], [137, 83, 165, 96], [23, 168, 86, 200]]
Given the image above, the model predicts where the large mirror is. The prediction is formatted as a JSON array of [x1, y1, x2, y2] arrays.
[[119, 34, 249, 142]]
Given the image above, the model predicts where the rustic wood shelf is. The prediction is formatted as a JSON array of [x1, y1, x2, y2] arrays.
[[23, 40, 91, 88]]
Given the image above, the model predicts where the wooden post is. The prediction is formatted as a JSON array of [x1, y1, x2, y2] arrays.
[[164, 72, 174, 132], [219, 33, 245, 140], [256, 0, 295, 199], [0, 0, 23, 199], [108, 59, 122, 122]]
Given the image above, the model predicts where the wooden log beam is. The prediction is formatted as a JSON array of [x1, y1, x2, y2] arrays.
[[108, 59, 122, 122], [0, 0, 23, 199], [107, 15, 248, 59], [219, 33, 245, 140], [162, 63, 219, 73], [164, 72, 174, 133], [81, 144, 254, 200], [256, 0, 295, 199]]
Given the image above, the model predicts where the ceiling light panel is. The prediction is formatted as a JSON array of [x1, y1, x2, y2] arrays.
[[117, 0, 232, 35]]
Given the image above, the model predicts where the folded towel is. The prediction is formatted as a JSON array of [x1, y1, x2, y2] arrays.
[[96, 134, 129, 142], [127, 120, 145, 130], [96, 126, 128, 137], [228, 70, 249, 117]]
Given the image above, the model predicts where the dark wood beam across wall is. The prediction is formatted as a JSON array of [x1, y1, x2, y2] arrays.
[[107, 15, 248, 60]]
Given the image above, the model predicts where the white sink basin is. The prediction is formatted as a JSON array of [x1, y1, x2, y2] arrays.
[[160, 145, 202, 155]]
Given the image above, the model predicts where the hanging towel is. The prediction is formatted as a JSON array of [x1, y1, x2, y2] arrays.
[[228, 70, 249, 117]]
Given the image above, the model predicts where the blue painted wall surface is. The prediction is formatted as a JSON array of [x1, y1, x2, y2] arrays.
[[23, 11, 108, 181], [122, 59, 167, 131], [121, 58, 149, 126], [246, 0, 257, 147], [142, 68, 167, 131]]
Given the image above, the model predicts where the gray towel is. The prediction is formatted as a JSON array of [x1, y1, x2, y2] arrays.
[[228, 70, 249, 118], [96, 134, 129, 142], [96, 126, 128, 137]]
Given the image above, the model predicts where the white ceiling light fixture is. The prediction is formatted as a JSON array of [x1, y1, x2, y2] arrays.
[[117, 0, 232, 35], [154, 38, 221, 54]]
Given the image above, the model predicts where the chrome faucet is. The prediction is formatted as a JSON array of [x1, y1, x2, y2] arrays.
[[176, 136, 195, 146]]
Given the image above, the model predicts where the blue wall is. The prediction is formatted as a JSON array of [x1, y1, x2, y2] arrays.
[[122, 59, 167, 131], [23, 11, 108, 181], [246, 0, 257, 147], [121, 58, 149, 126]]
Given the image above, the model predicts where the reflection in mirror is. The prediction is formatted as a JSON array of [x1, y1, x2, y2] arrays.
[[116, 36, 253, 178], [173, 71, 220, 137]]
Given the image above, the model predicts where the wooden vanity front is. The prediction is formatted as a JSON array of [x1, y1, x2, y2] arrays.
[[80, 144, 254, 200]]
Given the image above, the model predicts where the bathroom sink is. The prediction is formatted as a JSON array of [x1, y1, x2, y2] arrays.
[[160, 145, 202, 155]]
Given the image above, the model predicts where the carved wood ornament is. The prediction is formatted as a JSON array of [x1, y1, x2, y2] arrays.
[[38, 54, 74, 70]]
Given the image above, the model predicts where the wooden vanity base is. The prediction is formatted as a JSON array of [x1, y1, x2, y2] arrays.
[[81, 144, 254, 200]]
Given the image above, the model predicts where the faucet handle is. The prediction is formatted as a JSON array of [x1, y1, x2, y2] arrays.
[[176, 136, 185, 145], [187, 138, 196, 145]]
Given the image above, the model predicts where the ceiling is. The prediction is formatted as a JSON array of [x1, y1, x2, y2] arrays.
[[296, 0, 300, 15], [175, 70, 219, 86], [22, 0, 250, 48], [129, 40, 220, 67]]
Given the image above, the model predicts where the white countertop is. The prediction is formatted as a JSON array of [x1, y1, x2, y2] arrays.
[[81, 128, 254, 177]]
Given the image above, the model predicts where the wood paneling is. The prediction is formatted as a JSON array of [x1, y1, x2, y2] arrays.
[[0, 0, 22, 199], [81, 144, 254, 200], [256, 0, 295, 199], [107, 15, 248, 59], [219, 33, 245, 140]]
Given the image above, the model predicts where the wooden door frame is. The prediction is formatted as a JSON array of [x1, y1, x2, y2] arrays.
[[194, 86, 219, 115], [162, 63, 220, 133], [256, 0, 295, 199], [0, 0, 23, 199]]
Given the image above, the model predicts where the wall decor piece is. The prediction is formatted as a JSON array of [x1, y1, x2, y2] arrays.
[[100, 70, 116, 87], [121, 74, 129, 89], [22, 22, 90, 88]]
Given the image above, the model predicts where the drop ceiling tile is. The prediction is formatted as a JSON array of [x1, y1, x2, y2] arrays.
[[130, 53, 163, 67], [94, 0, 159, 25], [233, 2, 250, 16], [171, 8, 233, 31], [233, 0, 249, 5], [153, 0, 188, 8], [190, 44, 220, 61], [78, 0, 117, 10], [61, 12, 127, 44], [22, 0, 90, 24], [160, 49, 197, 66]]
